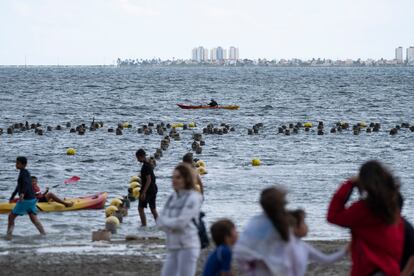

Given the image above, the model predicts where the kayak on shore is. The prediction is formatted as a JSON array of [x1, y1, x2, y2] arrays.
[[177, 104, 240, 110], [0, 192, 107, 214]]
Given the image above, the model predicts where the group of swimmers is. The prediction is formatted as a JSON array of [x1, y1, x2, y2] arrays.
[[134, 155, 414, 275]]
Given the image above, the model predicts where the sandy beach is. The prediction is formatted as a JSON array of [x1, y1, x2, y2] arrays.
[[0, 238, 349, 276]]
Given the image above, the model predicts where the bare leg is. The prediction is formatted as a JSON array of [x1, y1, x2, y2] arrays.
[[138, 207, 147, 227], [29, 213, 46, 235], [150, 208, 158, 221], [45, 193, 73, 207], [6, 213, 17, 240]]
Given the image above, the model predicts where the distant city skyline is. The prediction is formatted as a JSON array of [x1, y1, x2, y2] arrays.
[[1, 0, 414, 65], [192, 46, 240, 62]]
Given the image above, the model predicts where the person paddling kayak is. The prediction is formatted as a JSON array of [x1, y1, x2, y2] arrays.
[[208, 99, 218, 107], [32, 176, 73, 207]]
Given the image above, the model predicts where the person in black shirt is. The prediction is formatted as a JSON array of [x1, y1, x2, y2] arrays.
[[7, 157, 46, 240], [208, 99, 218, 107], [136, 149, 158, 227]]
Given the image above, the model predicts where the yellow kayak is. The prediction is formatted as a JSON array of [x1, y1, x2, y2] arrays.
[[0, 192, 107, 214]]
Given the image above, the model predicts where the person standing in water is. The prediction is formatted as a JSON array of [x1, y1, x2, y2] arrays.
[[136, 149, 158, 227], [7, 157, 46, 239]]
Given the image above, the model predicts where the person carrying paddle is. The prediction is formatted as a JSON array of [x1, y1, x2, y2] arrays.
[[208, 99, 218, 107], [32, 176, 73, 207], [7, 157, 46, 239], [136, 149, 158, 227]]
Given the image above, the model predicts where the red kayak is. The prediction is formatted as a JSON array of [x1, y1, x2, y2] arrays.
[[177, 104, 239, 110]]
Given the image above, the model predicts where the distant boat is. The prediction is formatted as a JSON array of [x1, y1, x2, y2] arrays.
[[177, 104, 240, 110]]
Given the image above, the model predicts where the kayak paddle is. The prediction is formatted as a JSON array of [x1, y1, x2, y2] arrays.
[[51, 176, 80, 188]]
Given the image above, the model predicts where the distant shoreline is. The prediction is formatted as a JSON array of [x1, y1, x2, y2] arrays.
[[0, 64, 413, 68]]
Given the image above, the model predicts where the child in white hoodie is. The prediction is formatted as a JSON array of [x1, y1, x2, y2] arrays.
[[288, 209, 347, 276], [157, 163, 203, 276]]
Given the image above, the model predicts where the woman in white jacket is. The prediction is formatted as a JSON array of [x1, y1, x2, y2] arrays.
[[157, 163, 203, 276]]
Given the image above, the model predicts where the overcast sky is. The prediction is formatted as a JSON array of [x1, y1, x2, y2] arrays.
[[0, 0, 413, 65]]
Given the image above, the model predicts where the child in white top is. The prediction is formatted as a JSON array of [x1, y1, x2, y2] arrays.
[[288, 209, 347, 276]]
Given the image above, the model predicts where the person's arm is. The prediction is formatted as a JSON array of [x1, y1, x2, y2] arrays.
[[197, 175, 204, 194], [9, 186, 18, 202], [401, 256, 414, 276], [157, 193, 201, 231], [140, 175, 151, 199], [305, 242, 347, 264], [327, 179, 365, 227]]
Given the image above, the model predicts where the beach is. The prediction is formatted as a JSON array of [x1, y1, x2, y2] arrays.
[[0, 238, 349, 276]]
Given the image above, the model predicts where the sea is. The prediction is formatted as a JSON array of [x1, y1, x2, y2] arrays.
[[0, 66, 413, 254]]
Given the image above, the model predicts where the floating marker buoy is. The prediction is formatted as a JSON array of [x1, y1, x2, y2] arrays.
[[130, 176, 141, 183], [110, 198, 123, 208], [197, 166, 208, 175], [122, 122, 131, 128], [196, 160, 206, 168], [132, 187, 140, 199], [252, 159, 261, 166], [66, 148, 76, 156], [105, 206, 118, 217]]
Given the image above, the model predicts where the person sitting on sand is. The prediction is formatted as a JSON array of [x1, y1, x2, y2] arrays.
[[233, 186, 296, 275], [288, 209, 347, 275], [32, 176, 73, 207], [208, 99, 218, 107], [182, 153, 204, 194], [7, 157, 46, 239], [327, 160, 404, 276], [203, 219, 238, 276]]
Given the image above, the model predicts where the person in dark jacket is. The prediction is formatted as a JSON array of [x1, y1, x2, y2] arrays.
[[7, 157, 46, 240]]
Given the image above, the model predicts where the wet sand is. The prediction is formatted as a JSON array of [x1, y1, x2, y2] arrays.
[[0, 239, 349, 276]]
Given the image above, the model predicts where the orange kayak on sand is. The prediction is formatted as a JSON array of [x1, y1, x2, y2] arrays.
[[0, 192, 107, 214], [177, 104, 239, 110]]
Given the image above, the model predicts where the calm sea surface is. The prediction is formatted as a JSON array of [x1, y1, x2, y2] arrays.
[[0, 66, 413, 252]]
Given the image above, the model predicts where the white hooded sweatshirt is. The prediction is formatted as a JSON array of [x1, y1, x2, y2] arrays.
[[157, 190, 202, 250]]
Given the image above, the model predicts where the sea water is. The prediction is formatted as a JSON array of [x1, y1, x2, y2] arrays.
[[0, 66, 413, 251]]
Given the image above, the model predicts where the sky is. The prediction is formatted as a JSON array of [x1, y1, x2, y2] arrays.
[[0, 0, 413, 65]]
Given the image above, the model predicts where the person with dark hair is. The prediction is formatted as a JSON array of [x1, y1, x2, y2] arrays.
[[7, 157, 46, 239], [31, 176, 73, 207], [182, 153, 204, 194], [203, 219, 238, 276], [135, 149, 158, 227], [157, 163, 203, 276], [327, 160, 404, 276], [288, 209, 347, 275], [233, 186, 295, 275]]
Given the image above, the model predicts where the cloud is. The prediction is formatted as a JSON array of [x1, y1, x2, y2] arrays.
[[115, 0, 161, 17]]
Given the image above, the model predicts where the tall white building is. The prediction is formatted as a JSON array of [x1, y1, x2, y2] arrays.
[[407, 46, 414, 63], [210, 48, 217, 61], [228, 46, 240, 60], [192, 46, 208, 62], [395, 47, 403, 63]]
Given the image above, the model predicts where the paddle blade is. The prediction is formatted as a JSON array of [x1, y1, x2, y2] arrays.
[[64, 176, 80, 184]]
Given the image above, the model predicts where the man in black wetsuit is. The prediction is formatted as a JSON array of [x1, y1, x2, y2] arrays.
[[7, 156, 46, 240], [136, 149, 158, 227], [208, 99, 218, 107]]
